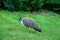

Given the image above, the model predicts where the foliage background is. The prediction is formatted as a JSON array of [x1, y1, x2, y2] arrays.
[[0, 0, 60, 11]]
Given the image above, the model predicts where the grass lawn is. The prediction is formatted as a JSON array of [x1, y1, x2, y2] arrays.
[[0, 10, 60, 40]]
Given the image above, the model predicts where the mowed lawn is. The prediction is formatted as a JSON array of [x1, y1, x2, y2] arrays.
[[0, 10, 60, 40]]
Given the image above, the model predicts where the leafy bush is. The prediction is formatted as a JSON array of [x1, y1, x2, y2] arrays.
[[3, 0, 15, 10], [30, 0, 44, 10], [45, 0, 60, 4], [43, 0, 60, 11], [0, 0, 3, 8], [13, 0, 30, 11], [0, 0, 60, 12], [2, 0, 44, 11]]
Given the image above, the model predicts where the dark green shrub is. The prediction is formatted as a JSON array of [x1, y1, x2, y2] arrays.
[[3, 0, 15, 10], [45, 0, 60, 4], [13, 0, 44, 11], [13, 0, 30, 11], [2, 0, 44, 11], [0, 0, 3, 7], [43, 0, 60, 11], [30, 0, 44, 10]]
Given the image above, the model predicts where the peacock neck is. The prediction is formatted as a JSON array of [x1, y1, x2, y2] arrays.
[[19, 18, 22, 21]]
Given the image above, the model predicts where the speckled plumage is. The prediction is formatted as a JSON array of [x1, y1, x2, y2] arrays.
[[20, 17, 42, 32]]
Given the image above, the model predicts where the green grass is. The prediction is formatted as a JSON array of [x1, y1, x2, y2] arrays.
[[0, 10, 60, 40]]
